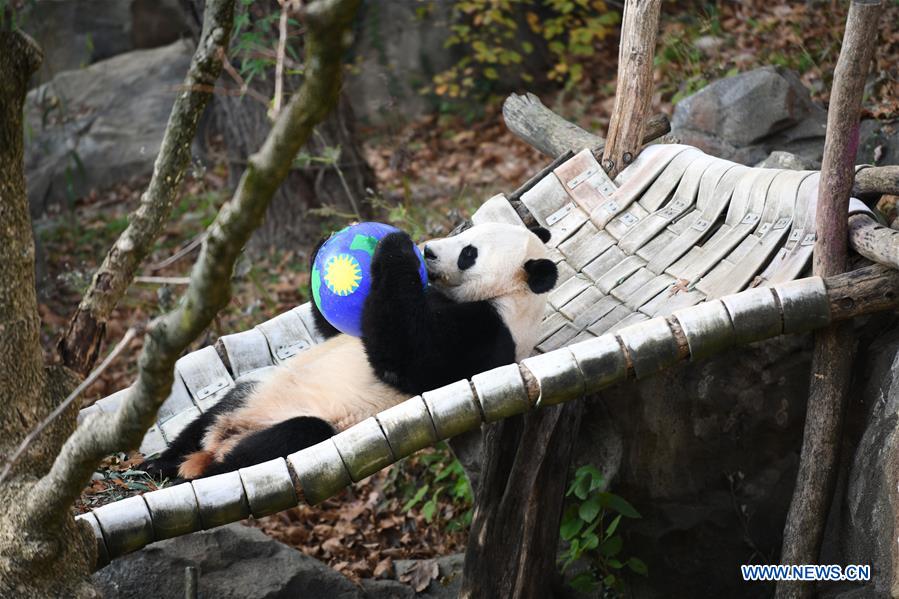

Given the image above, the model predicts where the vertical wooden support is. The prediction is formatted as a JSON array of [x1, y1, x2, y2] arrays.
[[601, 0, 663, 177], [777, 2, 883, 598], [461, 3, 662, 597]]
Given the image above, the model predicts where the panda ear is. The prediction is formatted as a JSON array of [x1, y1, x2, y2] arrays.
[[528, 226, 551, 244], [524, 259, 558, 294]]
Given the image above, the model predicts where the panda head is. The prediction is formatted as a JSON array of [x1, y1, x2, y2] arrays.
[[422, 223, 557, 303]]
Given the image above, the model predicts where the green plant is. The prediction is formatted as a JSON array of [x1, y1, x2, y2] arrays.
[[426, 0, 619, 103], [231, 0, 298, 83], [559, 465, 647, 594], [384, 443, 473, 533]]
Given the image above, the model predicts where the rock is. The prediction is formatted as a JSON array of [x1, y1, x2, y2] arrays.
[[22, 0, 188, 86], [360, 579, 415, 599], [754, 150, 817, 170], [24, 40, 193, 217], [841, 328, 899, 597], [92, 523, 361, 599], [857, 119, 899, 166], [130, 0, 190, 50], [672, 66, 827, 166], [594, 333, 816, 598], [345, 3, 456, 127], [23, 1, 133, 85]]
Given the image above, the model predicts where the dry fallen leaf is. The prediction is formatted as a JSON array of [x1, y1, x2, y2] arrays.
[[400, 559, 439, 593]]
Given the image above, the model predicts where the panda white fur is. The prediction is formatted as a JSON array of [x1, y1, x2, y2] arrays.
[[142, 223, 557, 480]]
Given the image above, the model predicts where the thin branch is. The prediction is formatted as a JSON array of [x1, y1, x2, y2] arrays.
[[220, 53, 273, 107], [57, 0, 237, 377], [0, 327, 142, 485], [134, 276, 192, 285], [25, 0, 361, 530], [270, 0, 290, 120], [146, 232, 205, 272]]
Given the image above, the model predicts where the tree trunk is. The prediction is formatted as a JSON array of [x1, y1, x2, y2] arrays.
[[461, 402, 583, 598], [0, 31, 97, 598], [198, 0, 376, 250]]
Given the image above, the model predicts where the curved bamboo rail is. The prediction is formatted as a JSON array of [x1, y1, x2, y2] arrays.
[[76, 268, 899, 569]]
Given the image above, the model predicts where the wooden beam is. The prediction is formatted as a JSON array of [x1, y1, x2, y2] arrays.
[[601, 0, 663, 177], [847, 213, 899, 269], [777, 2, 883, 598], [502, 92, 670, 159], [854, 164, 899, 197]]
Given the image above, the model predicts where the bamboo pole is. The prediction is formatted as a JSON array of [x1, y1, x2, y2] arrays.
[[76, 268, 899, 568]]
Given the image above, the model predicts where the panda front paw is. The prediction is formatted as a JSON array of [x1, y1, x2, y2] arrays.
[[372, 232, 421, 284]]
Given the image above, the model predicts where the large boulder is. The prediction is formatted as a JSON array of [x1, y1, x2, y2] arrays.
[[594, 334, 813, 599], [93, 524, 361, 599], [23, 0, 188, 85], [672, 66, 827, 166], [841, 328, 899, 597], [345, 3, 456, 127], [25, 40, 193, 217], [92, 523, 463, 599]]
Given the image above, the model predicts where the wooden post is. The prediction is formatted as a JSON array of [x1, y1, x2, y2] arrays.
[[601, 0, 663, 177], [461, 3, 663, 596], [777, 2, 882, 598]]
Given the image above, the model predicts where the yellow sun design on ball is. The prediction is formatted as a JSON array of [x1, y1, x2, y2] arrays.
[[324, 253, 362, 296]]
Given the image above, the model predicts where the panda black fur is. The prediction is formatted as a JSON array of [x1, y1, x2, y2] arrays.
[[142, 224, 557, 480]]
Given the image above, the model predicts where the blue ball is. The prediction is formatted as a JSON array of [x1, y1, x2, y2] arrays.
[[311, 222, 427, 337]]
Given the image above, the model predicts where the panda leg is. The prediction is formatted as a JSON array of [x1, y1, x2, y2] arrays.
[[139, 381, 256, 480], [201, 416, 336, 477]]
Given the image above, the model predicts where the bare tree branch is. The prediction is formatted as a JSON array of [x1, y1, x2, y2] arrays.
[[778, 2, 883, 597], [57, 0, 237, 376], [25, 0, 360, 530]]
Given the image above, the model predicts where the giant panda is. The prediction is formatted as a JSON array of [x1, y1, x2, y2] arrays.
[[142, 223, 557, 480]]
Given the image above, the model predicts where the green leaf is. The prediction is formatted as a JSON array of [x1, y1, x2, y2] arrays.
[[605, 514, 622, 539], [598, 492, 641, 518], [422, 499, 437, 522], [627, 557, 649, 576], [560, 515, 584, 540], [581, 532, 599, 551], [569, 571, 597, 593], [573, 474, 591, 500], [402, 484, 429, 511], [578, 496, 601, 523], [599, 534, 622, 557]]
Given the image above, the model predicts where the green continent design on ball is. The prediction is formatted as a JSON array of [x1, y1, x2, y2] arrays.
[[349, 233, 379, 256], [324, 253, 362, 296], [311, 266, 322, 308]]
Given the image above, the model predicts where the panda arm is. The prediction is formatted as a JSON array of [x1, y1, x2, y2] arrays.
[[362, 232, 515, 394], [361, 232, 428, 393]]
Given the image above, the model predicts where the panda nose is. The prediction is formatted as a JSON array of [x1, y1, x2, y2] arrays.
[[423, 245, 437, 261]]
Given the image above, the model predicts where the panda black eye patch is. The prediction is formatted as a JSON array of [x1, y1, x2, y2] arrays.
[[457, 245, 478, 270]]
